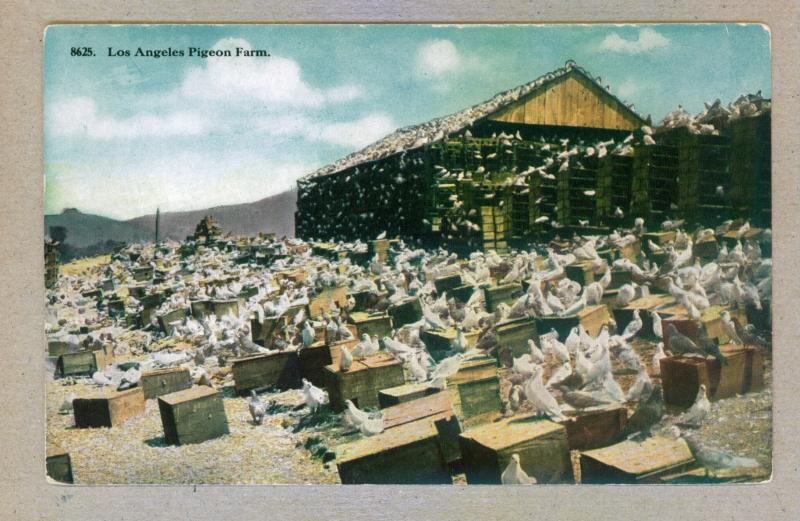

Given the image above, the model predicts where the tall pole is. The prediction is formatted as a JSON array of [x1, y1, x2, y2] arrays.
[[155, 207, 160, 245]]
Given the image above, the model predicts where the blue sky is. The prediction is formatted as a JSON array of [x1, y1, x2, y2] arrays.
[[44, 24, 771, 220]]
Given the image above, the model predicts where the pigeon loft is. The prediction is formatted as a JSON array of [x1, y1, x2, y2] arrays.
[[565, 260, 606, 286], [659, 344, 764, 407], [307, 286, 348, 318], [496, 316, 538, 360], [231, 351, 301, 395], [46, 447, 73, 484], [535, 304, 611, 340], [157, 307, 188, 335], [57, 349, 108, 377], [446, 357, 502, 427], [347, 312, 393, 341], [459, 415, 573, 484], [132, 266, 154, 282], [558, 406, 628, 450], [157, 386, 229, 446], [580, 436, 695, 484], [297, 341, 334, 388], [483, 283, 523, 312], [335, 416, 452, 484], [323, 352, 406, 413], [380, 391, 462, 464], [660, 305, 747, 351], [378, 382, 440, 408], [140, 367, 193, 399], [387, 297, 423, 328], [612, 294, 676, 337], [419, 327, 479, 357], [433, 273, 463, 294], [210, 299, 239, 318], [73, 387, 145, 428], [189, 299, 212, 319]]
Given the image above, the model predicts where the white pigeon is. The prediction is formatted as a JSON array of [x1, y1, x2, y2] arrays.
[[523, 366, 565, 421], [301, 321, 316, 347], [512, 354, 537, 378], [92, 370, 113, 386], [677, 384, 711, 427], [59, 392, 76, 414], [358, 416, 385, 436], [343, 399, 370, 427], [302, 378, 328, 412], [528, 339, 545, 364], [501, 453, 537, 485], [652, 342, 667, 372], [621, 310, 643, 340], [651, 311, 663, 339], [340, 346, 353, 372], [545, 362, 572, 389], [626, 366, 653, 402], [428, 353, 464, 389], [719, 310, 742, 344], [616, 284, 636, 307], [409, 351, 429, 383], [248, 390, 267, 425]]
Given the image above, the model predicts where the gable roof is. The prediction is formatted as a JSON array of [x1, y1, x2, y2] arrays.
[[301, 61, 645, 181]]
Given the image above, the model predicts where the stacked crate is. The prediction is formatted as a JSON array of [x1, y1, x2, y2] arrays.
[[729, 112, 771, 227], [558, 154, 602, 226], [480, 204, 508, 253], [632, 141, 680, 220]]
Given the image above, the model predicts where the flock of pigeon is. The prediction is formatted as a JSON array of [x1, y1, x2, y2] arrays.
[[46, 213, 771, 483]]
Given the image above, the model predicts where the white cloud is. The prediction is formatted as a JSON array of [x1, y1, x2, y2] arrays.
[[325, 84, 366, 103], [256, 112, 396, 149], [48, 96, 209, 139], [598, 28, 670, 54], [616, 79, 641, 98], [415, 39, 462, 79]]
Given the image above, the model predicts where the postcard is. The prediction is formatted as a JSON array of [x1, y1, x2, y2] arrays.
[[43, 23, 772, 486]]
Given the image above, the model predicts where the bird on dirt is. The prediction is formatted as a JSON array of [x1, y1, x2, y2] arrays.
[[616, 383, 664, 441], [626, 366, 654, 402], [343, 399, 371, 427], [679, 429, 761, 474], [621, 309, 643, 340], [501, 454, 537, 485], [248, 390, 267, 425], [302, 378, 328, 413], [59, 392, 76, 414], [505, 384, 524, 416], [677, 384, 711, 428], [358, 415, 385, 436]]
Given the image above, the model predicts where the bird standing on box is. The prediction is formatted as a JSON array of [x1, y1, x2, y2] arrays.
[[501, 454, 537, 485], [523, 366, 565, 421], [340, 345, 353, 372], [719, 310, 742, 344]]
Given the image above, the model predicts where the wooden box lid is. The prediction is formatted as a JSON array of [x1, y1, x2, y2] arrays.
[[79, 386, 143, 401], [581, 436, 693, 476], [336, 417, 439, 463], [158, 385, 217, 405], [460, 414, 564, 450], [382, 392, 453, 430]]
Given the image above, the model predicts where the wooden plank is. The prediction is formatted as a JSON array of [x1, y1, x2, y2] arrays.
[[580, 436, 695, 484], [379, 383, 439, 408]]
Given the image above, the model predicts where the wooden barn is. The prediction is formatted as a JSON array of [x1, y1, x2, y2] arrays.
[[295, 61, 770, 252]]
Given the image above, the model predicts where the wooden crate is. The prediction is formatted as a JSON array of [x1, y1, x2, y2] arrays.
[[348, 312, 393, 340], [446, 357, 502, 425], [660, 305, 747, 351], [190, 299, 212, 319], [250, 316, 282, 348], [387, 297, 423, 328], [612, 294, 676, 336], [132, 266, 154, 282], [496, 317, 538, 359], [642, 231, 676, 251], [73, 387, 145, 428], [323, 352, 406, 412], [419, 327, 478, 356], [535, 304, 611, 339], [484, 283, 523, 312], [157, 307, 188, 335], [459, 415, 573, 484], [141, 367, 193, 399], [378, 382, 439, 408], [580, 436, 695, 484], [308, 286, 348, 318], [434, 273, 463, 294], [210, 299, 239, 318], [158, 386, 229, 446], [660, 345, 764, 407], [368, 239, 391, 263], [57, 349, 106, 377], [231, 351, 301, 394], [448, 284, 475, 304], [558, 406, 628, 450], [335, 417, 452, 484], [298, 341, 333, 388], [46, 447, 73, 483], [694, 237, 720, 259], [47, 339, 73, 357], [565, 261, 606, 286], [349, 290, 380, 312]]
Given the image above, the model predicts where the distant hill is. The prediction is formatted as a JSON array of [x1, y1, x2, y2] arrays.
[[44, 189, 297, 251]]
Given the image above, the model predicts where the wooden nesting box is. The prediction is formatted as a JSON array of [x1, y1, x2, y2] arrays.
[[387, 297, 423, 328], [46, 447, 73, 483], [82, 288, 103, 301], [580, 436, 695, 484], [190, 299, 212, 319], [381, 391, 462, 463], [211, 299, 239, 318], [434, 273, 463, 294], [158, 386, 229, 445], [157, 307, 188, 335], [107, 298, 126, 318], [558, 406, 628, 450], [379, 382, 440, 408], [298, 341, 333, 387], [607, 268, 633, 290], [459, 415, 573, 484], [612, 294, 676, 336], [484, 283, 523, 312], [335, 416, 452, 484], [324, 352, 405, 413], [308, 286, 348, 318], [535, 304, 611, 339], [660, 305, 747, 351], [250, 316, 282, 348], [694, 237, 720, 259], [57, 349, 106, 377], [660, 345, 764, 407], [47, 339, 74, 357], [496, 317, 538, 359], [325, 324, 359, 346], [419, 327, 478, 357], [449, 284, 476, 304], [141, 367, 193, 399], [349, 290, 379, 312], [348, 312, 393, 340], [446, 357, 502, 424], [231, 351, 301, 394], [642, 231, 677, 251], [565, 261, 606, 286], [73, 387, 145, 428], [132, 266, 154, 282]]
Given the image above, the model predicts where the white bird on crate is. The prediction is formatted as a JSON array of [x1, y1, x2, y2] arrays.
[[359, 415, 385, 436], [719, 310, 742, 344], [301, 321, 316, 348], [92, 370, 113, 386], [340, 346, 353, 372], [353, 334, 379, 358], [428, 353, 465, 389], [523, 366, 565, 421], [677, 384, 711, 428], [248, 390, 267, 425], [59, 392, 76, 414], [616, 283, 636, 307], [302, 378, 328, 413], [501, 454, 537, 485]]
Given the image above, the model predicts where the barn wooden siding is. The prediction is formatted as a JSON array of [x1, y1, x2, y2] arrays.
[[488, 71, 643, 131]]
